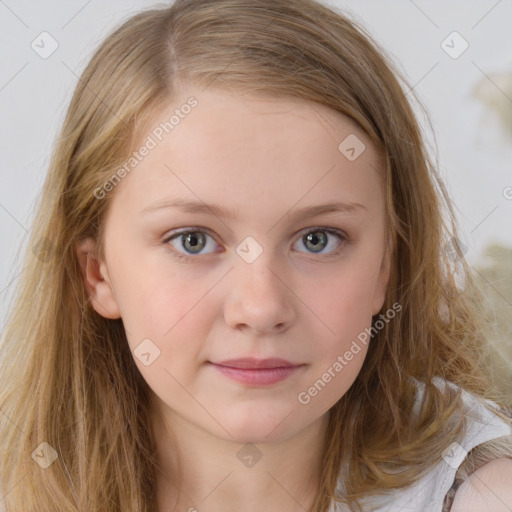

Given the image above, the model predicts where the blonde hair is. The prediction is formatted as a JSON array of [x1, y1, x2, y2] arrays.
[[1, 0, 511, 511]]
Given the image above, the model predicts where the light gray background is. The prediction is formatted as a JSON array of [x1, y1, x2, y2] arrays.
[[1, 0, 512, 331]]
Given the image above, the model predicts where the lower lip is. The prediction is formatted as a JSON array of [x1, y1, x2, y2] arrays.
[[210, 363, 302, 385]]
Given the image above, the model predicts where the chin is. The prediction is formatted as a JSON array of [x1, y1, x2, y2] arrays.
[[217, 411, 300, 444]]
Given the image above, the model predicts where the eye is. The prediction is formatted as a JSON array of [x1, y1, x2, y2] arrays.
[[163, 228, 219, 261], [293, 227, 347, 256]]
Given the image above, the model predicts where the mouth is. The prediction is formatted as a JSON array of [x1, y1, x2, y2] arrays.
[[208, 358, 304, 386], [212, 357, 301, 369]]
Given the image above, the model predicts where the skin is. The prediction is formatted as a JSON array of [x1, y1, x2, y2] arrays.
[[77, 86, 392, 512]]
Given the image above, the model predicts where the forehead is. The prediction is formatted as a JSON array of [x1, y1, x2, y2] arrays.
[[108, 87, 385, 222]]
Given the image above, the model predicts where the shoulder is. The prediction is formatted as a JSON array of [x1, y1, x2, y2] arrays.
[[450, 457, 512, 512]]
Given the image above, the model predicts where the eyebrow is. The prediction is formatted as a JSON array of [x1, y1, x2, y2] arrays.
[[140, 198, 366, 220]]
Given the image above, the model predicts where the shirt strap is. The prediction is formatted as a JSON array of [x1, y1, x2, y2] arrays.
[[442, 404, 512, 512]]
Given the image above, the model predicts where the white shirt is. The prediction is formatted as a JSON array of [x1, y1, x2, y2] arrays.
[[328, 376, 512, 511]]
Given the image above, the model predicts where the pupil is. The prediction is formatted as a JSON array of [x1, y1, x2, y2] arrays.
[[306, 232, 326, 253], [184, 233, 203, 253]]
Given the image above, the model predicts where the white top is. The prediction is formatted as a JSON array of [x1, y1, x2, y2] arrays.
[[329, 376, 512, 511]]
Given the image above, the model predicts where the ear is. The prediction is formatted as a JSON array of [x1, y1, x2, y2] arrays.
[[75, 238, 121, 319], [372, 235, 393, 316]]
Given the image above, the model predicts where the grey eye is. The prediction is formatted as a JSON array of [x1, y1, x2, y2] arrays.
[[303, 231, 328, 253], [179, 232, 207, 254], [295, 228, 346, 255]]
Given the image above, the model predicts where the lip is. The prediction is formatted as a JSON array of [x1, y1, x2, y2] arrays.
[[214, 357, 299, 369], [209, 358, 304, 386]]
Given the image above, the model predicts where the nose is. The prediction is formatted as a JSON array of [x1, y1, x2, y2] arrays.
[[223, 255, 296, 335]]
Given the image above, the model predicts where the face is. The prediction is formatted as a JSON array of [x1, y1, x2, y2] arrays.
[[79, 87, 391, 445]]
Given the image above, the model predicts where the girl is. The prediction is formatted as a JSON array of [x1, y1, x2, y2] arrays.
[[1, 0, 511, 511]]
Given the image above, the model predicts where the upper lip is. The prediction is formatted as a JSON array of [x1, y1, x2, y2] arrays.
[[212, 358, 300, 369]]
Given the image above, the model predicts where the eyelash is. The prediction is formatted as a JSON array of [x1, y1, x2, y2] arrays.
[[162, 226, 349, 263]]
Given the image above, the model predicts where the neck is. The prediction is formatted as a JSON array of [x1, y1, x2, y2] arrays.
[[151, 400, 329, 512]]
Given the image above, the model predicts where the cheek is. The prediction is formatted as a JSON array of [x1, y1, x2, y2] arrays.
[[118, 272, 216, 398], [318, 260, 380, 331], [305, 258, 380, 385], [110, 242, 214, 338], [317, 286, 372, 371]]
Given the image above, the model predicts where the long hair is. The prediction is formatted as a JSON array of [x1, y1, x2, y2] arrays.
[[1, 1, 511, 511]]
